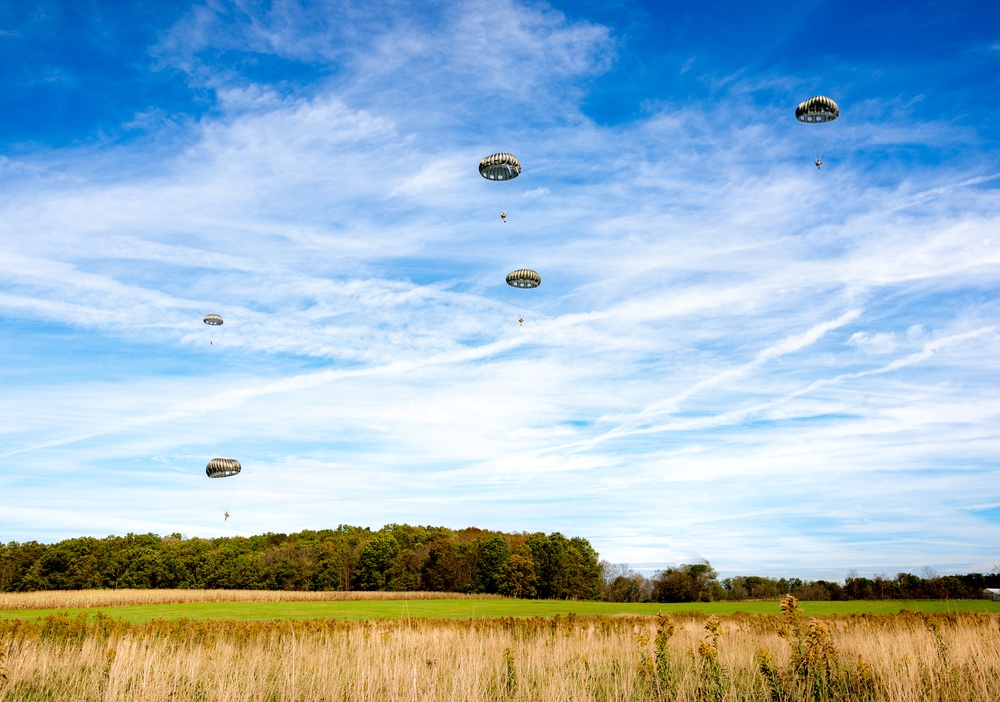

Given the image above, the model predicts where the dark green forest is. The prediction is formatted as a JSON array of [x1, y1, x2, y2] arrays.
[[2, 525, 997, 601], [0, 525, 600, 599]]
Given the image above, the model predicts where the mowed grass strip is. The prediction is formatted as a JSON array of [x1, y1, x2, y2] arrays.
[[3, 597, 999, 623]]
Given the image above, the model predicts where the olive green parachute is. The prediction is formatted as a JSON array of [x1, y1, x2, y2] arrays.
[[206, 458, 241, 478], [479, 153, 521, 181], [203, 314, 224, 326], [795, 96, 839, 123], [506, 269, 541, 289]]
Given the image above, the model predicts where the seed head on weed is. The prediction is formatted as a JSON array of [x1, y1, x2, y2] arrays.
[[780, 594, 802, 617]]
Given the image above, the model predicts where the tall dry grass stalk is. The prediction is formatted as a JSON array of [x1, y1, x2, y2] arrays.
[[0, 589, 500, 611], [0, 610, 997, 701]]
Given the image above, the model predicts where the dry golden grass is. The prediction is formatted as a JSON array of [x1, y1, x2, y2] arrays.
[[0, 588, 499, 611], [0, 610, 997, 701]]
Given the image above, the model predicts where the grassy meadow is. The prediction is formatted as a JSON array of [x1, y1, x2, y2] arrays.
[[2, 592, 999, 700], [1, 605, 998, 700], [3, 593, 1000, 625]]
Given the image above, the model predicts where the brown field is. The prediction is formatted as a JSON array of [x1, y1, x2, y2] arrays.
[[0, 588, 498, 611], [1, 599, 998, 701]]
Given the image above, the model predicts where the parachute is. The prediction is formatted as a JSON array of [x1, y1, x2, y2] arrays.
[[795, 96, 839, 168], [206, 457, 241, 478], [480, 153, 521, 221], [795, 95, 839, 123], [203, 314, 223, 345], [506, 269, 540, 325], [479, 153, 521, 181], [506, 269, 541, 288], [206, 458, 240, 520]]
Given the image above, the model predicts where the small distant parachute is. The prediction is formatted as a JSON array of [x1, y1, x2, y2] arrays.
[[479, 153, 521, 181], [480, 153, 521, 221], [203, 314, 223, 345], [795, 96, 839, 168], [205, 458, 242, 522], [506, 269, 541, 289], [506, 269, 540, 325], [795, 95, 839, 123], [206, 458, 241, 478], [206, 458, 240, 521]]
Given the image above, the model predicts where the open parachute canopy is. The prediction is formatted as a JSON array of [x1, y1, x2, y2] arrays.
[[206, 458, 241, 478], [506, 269, 541, 289], [479, 153, 521, 181], [203, 314, 224, 326], [795, 96, 839, 123]]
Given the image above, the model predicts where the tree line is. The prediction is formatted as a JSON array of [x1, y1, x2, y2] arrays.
[[600, 561, 1000, 602], [0, 525, 600, 598], [4, 527, 996, 601]]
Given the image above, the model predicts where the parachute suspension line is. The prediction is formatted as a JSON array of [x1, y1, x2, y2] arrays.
[[816, 128, 833, 166], [811, 126, 832, 167]]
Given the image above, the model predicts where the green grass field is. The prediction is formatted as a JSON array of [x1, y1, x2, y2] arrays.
[[3, 598, 999, 624]]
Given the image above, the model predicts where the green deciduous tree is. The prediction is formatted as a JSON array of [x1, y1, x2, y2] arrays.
[[498, 547, 537, 598], [353, 532, 398, 590], [474, 536, 510, 594], [653, 561, 721, 603]]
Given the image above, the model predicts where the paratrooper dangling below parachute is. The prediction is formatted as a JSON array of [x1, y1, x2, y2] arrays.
[[795, 96, 839, 169], [480, 153, 521, 222]]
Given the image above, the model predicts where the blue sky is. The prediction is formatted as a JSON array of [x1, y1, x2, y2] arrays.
[[1, 0, 999, 580]]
